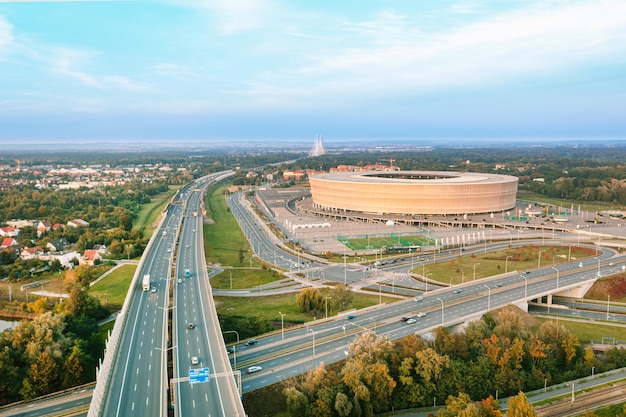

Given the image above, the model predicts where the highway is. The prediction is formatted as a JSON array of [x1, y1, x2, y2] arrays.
[[91, 171, 241, 417], [231, 253, 623, 393], [172, 186, 245, 416], [99, 201, 183, 416]]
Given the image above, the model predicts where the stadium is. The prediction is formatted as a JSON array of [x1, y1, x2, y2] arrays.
[[308, 171, 518, 216]]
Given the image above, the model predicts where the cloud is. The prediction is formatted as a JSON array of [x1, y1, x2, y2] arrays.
[[0, 16, 14, 56], [273, 0, 626, 100], [167, 0, 276, 34]]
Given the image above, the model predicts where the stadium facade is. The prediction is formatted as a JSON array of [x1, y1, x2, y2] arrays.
[[309, 171, 518, 216]]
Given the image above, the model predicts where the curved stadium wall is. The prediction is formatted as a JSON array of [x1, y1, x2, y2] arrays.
[[309, 171, 518, 216]]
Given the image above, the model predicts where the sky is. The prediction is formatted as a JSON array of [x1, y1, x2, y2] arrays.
[[1, 0, 626, 146]]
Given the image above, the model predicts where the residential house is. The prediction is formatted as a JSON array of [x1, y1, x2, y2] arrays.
[[47, 238, 70, 252], [81, 249, 101, 266], [52, 223, 65, 232], [39, 250, 79, 269], [0, 237, 18, 249], [67, 219, 90, 228], [21, 246, 44, 260], [36, 220, 52, 237], [0, 225, 19, 237], [93, 244, 109, 256], [6, 220, 33, 228]]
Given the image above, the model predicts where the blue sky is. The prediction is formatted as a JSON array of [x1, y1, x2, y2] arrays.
[[1, 0, 625, 145]]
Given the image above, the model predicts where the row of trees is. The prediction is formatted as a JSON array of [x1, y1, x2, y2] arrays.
[[282, 308, 626, 417]]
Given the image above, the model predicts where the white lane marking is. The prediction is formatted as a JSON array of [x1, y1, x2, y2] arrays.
[[138, 353, 141, 360], [134, 384, 137, 391]]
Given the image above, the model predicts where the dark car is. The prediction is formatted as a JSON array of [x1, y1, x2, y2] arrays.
[[401, 317, 410, 322], [245, 339, 258, 346], [187, 323, 195, 329], [346, 315, 356, 320]]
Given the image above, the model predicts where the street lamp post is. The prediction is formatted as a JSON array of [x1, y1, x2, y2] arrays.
[[522, 275, 528, 299], [223, 330, 240, 370], [552, 266, 559, 289], [425, 273, 431, 293], [607, 294, 611, 320], [505, 256, 512, 274], [596, 257, 601, 277], [538, 250, 545, 268], [278, 312, 286, 341], [484, 284, 491, 311], [473, 263, 481, 281], [437, 297, 444, 325], [324, 297, 331, 319]]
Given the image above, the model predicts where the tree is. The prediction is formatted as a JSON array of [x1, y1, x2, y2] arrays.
[[506, 392, 537, 417], [21, 351, 59, 399], [330, 284, 353, 311], [477, 395, 503, 417], [283, 386, 308, 416], [124, 243, 135, 260], [296, 288, 323, 313], [334, 392, 353, 417], [62, 344, 85, 388], [437, 392, 479, 417], [342, 332, 396, 415], [0, 346, 21, 405]]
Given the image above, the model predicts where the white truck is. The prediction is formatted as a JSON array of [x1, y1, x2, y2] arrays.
[[142, 274, 151, 291]]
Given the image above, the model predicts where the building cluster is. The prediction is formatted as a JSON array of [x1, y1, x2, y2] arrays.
[[0, 161, 186, 190], [0, 218, 107, 269]]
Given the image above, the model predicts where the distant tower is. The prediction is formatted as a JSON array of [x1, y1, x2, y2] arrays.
[[309, 134, 325, 157]]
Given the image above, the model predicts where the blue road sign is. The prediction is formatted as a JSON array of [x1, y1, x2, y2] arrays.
[[189, 367, 210, 384]]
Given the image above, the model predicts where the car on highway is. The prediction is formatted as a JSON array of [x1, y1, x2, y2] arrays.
[[524, 270, 531, 274], [226, 346, 236, 354], [178, 278, 183, 283], [406, 318, 417, 324], [346, 315, 356, 320], [416, 312, 426, 318], [494, 283, 503, 288], [187, 323, 195, 329], [191, 356, 199, 365], [414, 297, 423, 302], [453, 289, 463, 294], [247, 366, 262, 374], [245, 339, 258, 346], [150, 286, 157, 293], [401, 317, 410, 322]]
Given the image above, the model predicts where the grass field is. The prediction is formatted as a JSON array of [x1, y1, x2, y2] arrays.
[[538, 318, 626, 344], [340, 233, 434, 250], [89, 263, 137, 307], [209, 268, 282, 290], [215, 290, 397, 325], [133, 185, 181, 238], [203, 185, 265, 268], [416, 245, 597, 284]]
